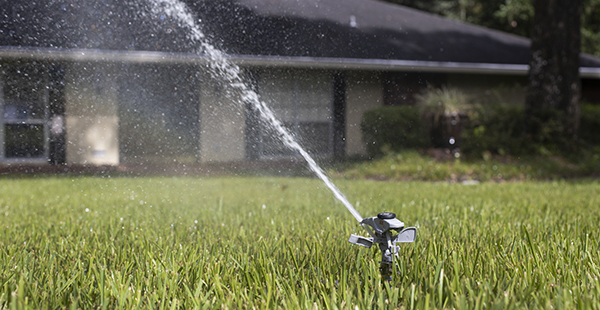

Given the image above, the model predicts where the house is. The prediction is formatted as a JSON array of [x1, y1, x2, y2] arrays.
[[1, 0, 599, 166]]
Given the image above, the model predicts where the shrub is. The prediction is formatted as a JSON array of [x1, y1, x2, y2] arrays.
[[416, 86, 472, 121], [416, 86, 472, 148], [460, 104, 529, 156], [461, 104, 592, 157], [361, 106, 429, 158]]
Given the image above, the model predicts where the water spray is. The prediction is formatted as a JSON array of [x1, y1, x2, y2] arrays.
[[349, 212, 417, 281], [149, 0, 416, 281]]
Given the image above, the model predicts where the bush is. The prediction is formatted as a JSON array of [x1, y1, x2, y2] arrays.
[[361, 92, 598, 159], [461, 104, 529, 156], [461, 104, 597, 157], [416, 86, 472, 148], [416, 86, 472, 120], [361, 106, 430, 158]]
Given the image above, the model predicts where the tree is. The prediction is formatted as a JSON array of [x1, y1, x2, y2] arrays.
[[381, 0, 600, 57], [582, 0, 600, 57], [525, 0, 583, 143]]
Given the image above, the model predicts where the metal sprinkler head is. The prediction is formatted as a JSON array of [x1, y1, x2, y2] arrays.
[[348, 212, 417, 281]]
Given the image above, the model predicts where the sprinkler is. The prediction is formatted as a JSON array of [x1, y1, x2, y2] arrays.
[[348, 212, 416, 281]]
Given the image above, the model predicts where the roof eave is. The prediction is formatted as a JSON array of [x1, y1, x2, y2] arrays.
[[232, 55, 530, 75], [1, 47, 600, 78]]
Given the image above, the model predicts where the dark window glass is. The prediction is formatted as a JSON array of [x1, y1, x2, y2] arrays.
[[3, 66, 46, 120], [260, 123, 296, 157], [4, 124, 45, 158], [260, 122, 331, 157], [297, 122, 331, 155]]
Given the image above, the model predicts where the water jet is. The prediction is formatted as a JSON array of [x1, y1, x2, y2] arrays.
[[150, 0, 417, 280]]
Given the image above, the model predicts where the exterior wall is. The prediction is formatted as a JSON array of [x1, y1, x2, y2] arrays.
[[446, 74, 527, 105], [58, 63, 528, 166], [65, 63, 119, 165], [345, 71, 384, 156], [198, 77, 246, 163]]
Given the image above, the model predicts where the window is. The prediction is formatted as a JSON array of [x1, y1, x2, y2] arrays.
[[255, 70, 333, 158], [1, 64, 49, 161], [117, 64, 200, 163]]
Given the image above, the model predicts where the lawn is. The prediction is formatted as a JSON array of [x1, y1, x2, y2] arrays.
[[336, 150, 600, 182], [1, 176, 599, 309]]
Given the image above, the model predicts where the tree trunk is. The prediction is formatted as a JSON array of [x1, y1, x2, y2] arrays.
[[526, 0, 582, 141]]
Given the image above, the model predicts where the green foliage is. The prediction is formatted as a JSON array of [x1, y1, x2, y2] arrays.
[[1, 177, 600, 309], [461, 104, 529, 156], [360, 87, 472, 154], [582, 0, 600, 57], [416, 86, 472, 121], [383, 0, 600, 56], [492, 0, 534, 37], [361, 106, 430, 158], [524, 108, 583, 155], [460, 103, 598, 157], [385, 0, 532, 36], [340, 150, 600, 181], [362, 93, 597, 160], [416, 86, 472, 148]]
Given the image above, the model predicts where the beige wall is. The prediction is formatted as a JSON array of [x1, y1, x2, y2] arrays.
[[198, 78, 246, 163], [345, 71, 384, 156], [65, 63, 119, 165], [447, 74, 527, 105]]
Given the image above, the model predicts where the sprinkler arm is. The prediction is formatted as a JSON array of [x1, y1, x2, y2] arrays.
[[349, 226, 417, 249]]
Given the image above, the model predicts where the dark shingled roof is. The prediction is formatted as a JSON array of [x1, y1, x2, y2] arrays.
[[2, 0, 600, 67]]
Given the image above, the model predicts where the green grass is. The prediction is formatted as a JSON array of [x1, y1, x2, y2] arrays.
[[1, 176, 599, 309], [337, 150, 600, 182]]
